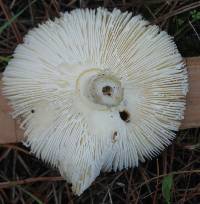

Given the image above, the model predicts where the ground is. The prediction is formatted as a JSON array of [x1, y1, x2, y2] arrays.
[[0, 0, 200, 203]]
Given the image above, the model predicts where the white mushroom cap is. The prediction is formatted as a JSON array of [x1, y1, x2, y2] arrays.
[[3, 8, 188, 195]]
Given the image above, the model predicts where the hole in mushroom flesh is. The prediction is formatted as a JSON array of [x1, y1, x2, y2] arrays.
[[112, 131, 118, 143], [102, 86, 113, 96], [119, 110, 130, 122]]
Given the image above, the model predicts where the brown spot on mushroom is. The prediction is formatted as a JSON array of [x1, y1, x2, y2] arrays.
[[119, 110, 130, 122], [87, 166, 91, 176], [102, 86, 112, 96], [80, 138, 83, 145], [112, 131, 118, 143], [79, 174, 84, 181]]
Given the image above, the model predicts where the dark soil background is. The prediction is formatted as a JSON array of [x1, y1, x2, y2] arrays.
[[0, 0, 200, 203]]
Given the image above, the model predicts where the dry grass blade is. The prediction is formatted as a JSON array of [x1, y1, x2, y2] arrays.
[[154, 1, 200, 24], [0, 176, 63, 189]]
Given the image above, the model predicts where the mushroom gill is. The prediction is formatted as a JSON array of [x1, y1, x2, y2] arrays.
[[2, 8, 188, 195]]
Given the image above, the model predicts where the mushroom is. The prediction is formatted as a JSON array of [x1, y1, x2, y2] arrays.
[[2, 8, 188, 195]]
